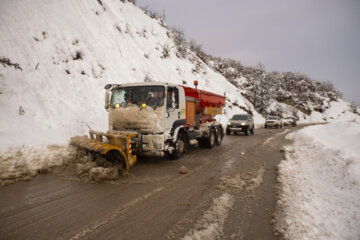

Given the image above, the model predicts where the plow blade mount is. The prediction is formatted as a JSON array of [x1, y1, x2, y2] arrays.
[[70, 131, 137, 172]]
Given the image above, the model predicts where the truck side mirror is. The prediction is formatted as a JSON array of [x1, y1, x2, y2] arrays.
[[105, 92, 110, 110], [104, 84, 112, 90]]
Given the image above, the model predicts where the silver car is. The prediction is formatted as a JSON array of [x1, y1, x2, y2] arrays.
[[265, 116, 283, 128], [226, 114, 255, 136], [283, 117, 297, 127]]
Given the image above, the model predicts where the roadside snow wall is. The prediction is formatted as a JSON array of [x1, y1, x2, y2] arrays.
[[275, 119, 360, 240]]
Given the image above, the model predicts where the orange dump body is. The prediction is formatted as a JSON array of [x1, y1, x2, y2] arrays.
[[182, 86, 225, 126]]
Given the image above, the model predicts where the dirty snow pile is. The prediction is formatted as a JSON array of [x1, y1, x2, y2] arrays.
[[0, 0, 259, 183], [276, 119, 360, 239]]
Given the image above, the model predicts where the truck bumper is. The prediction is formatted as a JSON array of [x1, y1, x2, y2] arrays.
[[133, 133, 167, 157]]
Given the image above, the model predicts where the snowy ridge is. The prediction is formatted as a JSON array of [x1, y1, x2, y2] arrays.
[[192, 50, 359, 123], [275, 119, 360, 239]]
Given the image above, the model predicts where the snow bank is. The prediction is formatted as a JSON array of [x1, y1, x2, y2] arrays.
[[275, 119, 360, 239], [0, 145, 69, 186]]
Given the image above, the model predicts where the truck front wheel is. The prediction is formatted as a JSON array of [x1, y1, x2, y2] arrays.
[[170, 133, 185, 160]]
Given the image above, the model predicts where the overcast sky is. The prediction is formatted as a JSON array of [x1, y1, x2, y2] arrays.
[[136, 0, 360, 105]]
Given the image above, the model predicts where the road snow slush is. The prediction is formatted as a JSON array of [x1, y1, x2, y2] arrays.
[[166, 166, 266, 240]]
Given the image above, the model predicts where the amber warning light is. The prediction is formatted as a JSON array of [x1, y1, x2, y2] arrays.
[[194, 80, 198, 90]]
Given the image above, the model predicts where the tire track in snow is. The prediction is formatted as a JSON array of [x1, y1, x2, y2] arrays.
[[182, 166, 266, 240], [182, 193, 233, 240]]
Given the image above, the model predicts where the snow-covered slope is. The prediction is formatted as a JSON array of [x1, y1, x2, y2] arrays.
[[0, 0, 260, 184], [0, 0, 259, 149]]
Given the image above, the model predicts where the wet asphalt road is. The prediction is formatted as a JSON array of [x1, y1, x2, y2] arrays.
[[0, 126, 304, 240]]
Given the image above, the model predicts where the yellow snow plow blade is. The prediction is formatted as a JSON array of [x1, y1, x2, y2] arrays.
[[70, 130, 137, 172]]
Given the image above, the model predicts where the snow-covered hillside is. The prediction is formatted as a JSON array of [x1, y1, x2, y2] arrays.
[[189, 50, 359, 123], [0, 0, 260, 184], [0, 0, 259, 148]]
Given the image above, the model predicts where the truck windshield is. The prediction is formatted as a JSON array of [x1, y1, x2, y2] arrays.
[[267, 116, 278, 120], [232, 115, 248, 120], [110, 86, 165, 109]]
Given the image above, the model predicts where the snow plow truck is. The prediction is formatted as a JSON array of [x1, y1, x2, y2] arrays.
[[71, 81, 225, 172]]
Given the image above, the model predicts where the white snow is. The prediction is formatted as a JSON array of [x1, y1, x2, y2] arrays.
[[0, 0, 258, 179], [276, 119, 360, 240], [306, 99, 359, 123]]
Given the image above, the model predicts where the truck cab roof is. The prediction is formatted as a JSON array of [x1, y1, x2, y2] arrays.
[[109, 82, 179, 89]]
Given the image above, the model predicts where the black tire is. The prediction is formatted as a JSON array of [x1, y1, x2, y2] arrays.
[[169, 132, 185, 160], [265, 124, 267, 129], [198, 128, 215, 149], [245, 128, 249, 136], [198, 138, 207, 148], [280, 124, 283, 128], [207, 128, 216, 149], [276, 124, 279, 129], [215, 126, 224, 146], [250, 127, 255, 135], [226, 128, 231, 135]]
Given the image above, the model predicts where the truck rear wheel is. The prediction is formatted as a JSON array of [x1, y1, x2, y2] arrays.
[[215, 126, 223, 146], [170, 133, 185, 160], [198, 128, 216, 149], [207, 128, 216, 149]]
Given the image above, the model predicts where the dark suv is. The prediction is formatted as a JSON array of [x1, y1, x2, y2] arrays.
[[226, 114, 255, 136]]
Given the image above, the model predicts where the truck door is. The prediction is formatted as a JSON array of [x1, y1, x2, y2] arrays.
[[165, 87, 185, 135]]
